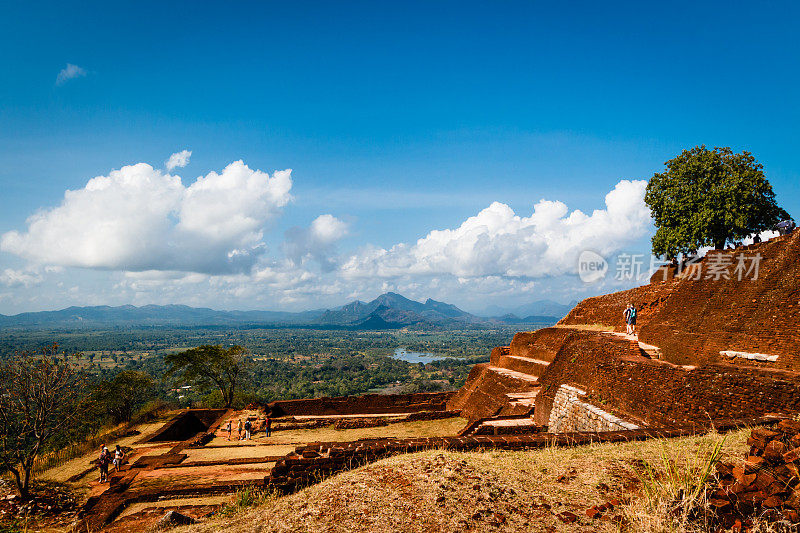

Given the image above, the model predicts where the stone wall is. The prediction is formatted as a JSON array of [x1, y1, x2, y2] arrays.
[[508, 328, 575, 361], [141, 409, 227, 443], [269, 391, 454, 417], [547, 384, 640, 433], [266, 416, 781, 494]]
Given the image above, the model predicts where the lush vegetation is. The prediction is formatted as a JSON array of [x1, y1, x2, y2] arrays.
[[0, 326, 519, 410]]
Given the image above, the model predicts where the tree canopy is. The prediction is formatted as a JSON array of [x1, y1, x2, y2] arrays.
[[98, 370, 155, 424], [645, 146, 789, 258], [165, 345, 247, 408], [0, 345, 91, 499]]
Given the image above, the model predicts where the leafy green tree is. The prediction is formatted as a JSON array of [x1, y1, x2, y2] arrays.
[[98, 370, 155, 424], [165, 345, 247, 408], [645, 146, 789, 258], [0, 345, 91, 499]]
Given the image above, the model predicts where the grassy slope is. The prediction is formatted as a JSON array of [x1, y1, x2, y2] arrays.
[[179, 427, 755, 533]]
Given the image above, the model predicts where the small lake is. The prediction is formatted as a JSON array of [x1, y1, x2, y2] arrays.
[[392, 348, 446, 364]]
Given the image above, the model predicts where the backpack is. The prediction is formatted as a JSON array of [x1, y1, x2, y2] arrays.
[[630, 308, 637, 319]]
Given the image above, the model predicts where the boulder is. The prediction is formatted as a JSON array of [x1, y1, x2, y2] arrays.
[[156, 510, 196, 529]]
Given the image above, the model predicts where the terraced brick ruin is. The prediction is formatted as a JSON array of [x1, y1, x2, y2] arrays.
[[70, 231, 800, 531]]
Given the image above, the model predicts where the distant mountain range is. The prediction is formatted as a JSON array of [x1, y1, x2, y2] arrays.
[[0, 292, 567, 330], [478, 299, 577, 320]]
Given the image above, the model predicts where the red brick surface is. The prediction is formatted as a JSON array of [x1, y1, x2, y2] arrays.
[[533, 331, 800, 427], [269, 391, 455, 417], [560, 232, 800, 370]]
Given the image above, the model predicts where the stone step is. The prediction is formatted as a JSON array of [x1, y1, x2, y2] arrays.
[[488, 366, 540, 383], [506, 390, 539, 407], [482, 418, 537, 427], [497, 355, 549, 377]]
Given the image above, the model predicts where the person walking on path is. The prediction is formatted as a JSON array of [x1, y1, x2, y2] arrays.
[[98, 445, 110, 483], [225, 419, 232, 441], [112, 445, 125, 473], [244, 418, 252, 440], [237, 419, 243, 440], [265, 416, 271, 438], [623, 304, 632, 335]]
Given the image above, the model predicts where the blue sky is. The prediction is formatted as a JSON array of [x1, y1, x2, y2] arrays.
[[0, 1, 797, 314]]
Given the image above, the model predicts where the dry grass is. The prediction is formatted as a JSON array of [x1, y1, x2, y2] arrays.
[[176, 427, 754, 533]]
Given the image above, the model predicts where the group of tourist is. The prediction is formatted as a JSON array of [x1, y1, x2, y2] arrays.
[[223, 416, 271, 441], [97, 444, 125, 483], [95, 414, 276, 483], [775, 218, 796, 236]]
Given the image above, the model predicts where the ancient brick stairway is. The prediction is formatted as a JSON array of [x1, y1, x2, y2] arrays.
[[447, 329, 576, 423], [599, 331, 663, 359]]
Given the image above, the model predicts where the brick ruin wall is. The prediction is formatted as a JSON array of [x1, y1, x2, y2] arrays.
[[267, 417, 781, 494], [547, 384, 640, 433], [533, 331, 800, 428], [269, 391, 455, 417], [560, 232, 800, 370], [506, 328, 576, 362], [142, 409, 227, 443]]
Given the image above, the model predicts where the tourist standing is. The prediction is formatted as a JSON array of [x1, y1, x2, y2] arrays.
[[225, 419, 232, 441], [623, 304, 633, 335], [237, 419, 242, 440], [112, 444, 125, 473], [244, 418, 252, 440], [265, 416, 271, 437], [98, 445, 110, 483]]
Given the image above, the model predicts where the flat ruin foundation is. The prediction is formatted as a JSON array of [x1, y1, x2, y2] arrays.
[[53, 231, 800, 531]]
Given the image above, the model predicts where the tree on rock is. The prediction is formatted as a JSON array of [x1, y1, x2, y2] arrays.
[[165, 345, 247, 408], [645, 146, 789, 258]]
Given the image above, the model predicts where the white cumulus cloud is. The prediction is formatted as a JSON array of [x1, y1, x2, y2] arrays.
[[1, 160, 293, 274], [56, 63, 87, 85], [341, 179, 651, 279], [166, 150, 192, 171], [284, 214, 349, 271]]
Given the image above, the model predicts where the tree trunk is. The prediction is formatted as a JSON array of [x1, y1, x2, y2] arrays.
[[714, 238, 726, 250], [9, 466, 28, 500], [22, 467, 30, 500]]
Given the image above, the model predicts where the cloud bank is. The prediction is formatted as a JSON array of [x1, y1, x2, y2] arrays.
[[0, 158, 653, 314], [56, 63, 86, 85], [341, 179, 651, 279], [1, 160, 292, 274]]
